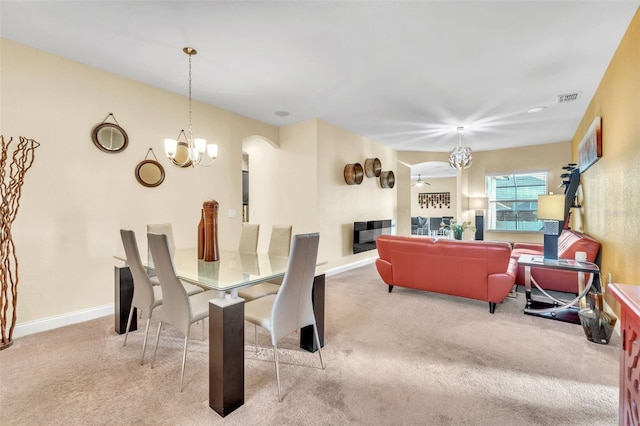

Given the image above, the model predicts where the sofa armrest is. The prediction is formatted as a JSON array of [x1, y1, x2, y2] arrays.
[[513, 242, 543, 251], [375, 258, 393, 285], [487, 272, 516, 302]]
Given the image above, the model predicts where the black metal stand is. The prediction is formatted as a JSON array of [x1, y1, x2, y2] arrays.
[[474, 215, 484, 240], [525, 297, 581, 324]]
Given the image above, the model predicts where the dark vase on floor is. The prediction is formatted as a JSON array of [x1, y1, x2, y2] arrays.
[[578, 291, 616, 344]]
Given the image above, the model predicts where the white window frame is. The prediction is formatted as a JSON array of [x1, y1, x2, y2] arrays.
[[485, 171, 550, 233]]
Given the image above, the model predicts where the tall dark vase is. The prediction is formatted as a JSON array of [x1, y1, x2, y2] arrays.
[[578, 291, 616, 344], [203, 199, 219, 261], [453, 229, 463, 240]]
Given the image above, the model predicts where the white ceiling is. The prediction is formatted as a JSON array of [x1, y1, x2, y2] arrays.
[[1, 1, 638, 177]]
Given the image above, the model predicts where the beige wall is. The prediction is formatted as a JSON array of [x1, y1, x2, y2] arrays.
[[244, 118, 397, 267], [242, 121, 319, 251], [1, 38, 278, 324], [2, 37, 394, 328], [572, 9, 640, 314], [397, 142, 572, 243], [316, 119, 397, 264], [410, 178, 458, 219], [467, 141, 572, 244]]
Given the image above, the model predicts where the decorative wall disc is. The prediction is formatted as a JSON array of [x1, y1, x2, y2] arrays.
[[364, 158, 382, 177], [344, 163, 364, 185], [380, 170, 395, 188]]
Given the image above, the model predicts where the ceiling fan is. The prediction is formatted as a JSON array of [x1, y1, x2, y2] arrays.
[[412, 175, 431, 187]]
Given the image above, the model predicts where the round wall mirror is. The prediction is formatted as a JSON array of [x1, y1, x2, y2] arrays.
[[135, 160, 165, 187], [92, 123, 128, 153], [171, 141, 192, 167]]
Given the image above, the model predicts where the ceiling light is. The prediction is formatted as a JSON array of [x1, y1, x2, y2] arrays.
[[527, 106, 547, 113], [164, 47, 217, 167], [449, 126, 472, 170], [275, 111, 290, 117]]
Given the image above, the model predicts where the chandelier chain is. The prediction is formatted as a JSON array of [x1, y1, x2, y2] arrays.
[[163, 46, 217, 168], [188, 51, 193, 143]]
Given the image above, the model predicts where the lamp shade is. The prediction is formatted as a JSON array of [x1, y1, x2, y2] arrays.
[[537, 194, 565, 220], [469, 197, 488, 210]]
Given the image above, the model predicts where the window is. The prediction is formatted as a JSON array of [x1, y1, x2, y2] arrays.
[[486, 172, 549, 232]]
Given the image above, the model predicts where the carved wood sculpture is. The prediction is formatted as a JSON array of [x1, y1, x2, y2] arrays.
[[1, 135, 40, 349]]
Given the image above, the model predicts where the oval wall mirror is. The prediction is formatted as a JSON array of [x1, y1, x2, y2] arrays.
[[135, 149, 165, 187], [91, 113, 128, 153]]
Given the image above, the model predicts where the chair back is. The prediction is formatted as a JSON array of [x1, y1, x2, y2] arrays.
[[270, 233, 320, 344], [120, 229, 156, 318], [148, 232, 192, 334], [268, 225, 292, 257], [147, 223, 175, 267], [239, 223, 260, 252]]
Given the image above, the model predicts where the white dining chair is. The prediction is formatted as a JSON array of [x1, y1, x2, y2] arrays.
[[238, 225, 292, 301], [146, 223, 175, 284], [244, 232, 324, 402], [148, 232, 219, 392], [238, 223, 260, 252], [120, 229, 203, 365]]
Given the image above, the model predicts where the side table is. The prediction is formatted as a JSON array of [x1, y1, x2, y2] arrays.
[[517, 254, 599, 324]]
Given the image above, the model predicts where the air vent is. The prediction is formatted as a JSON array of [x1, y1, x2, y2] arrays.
[[557, 92, 582, 103]]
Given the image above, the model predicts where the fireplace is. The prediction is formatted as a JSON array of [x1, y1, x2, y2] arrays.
[[353, 220, 392, 254]]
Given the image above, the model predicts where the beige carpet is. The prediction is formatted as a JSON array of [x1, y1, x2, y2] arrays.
[[0, 264, 620, 425]]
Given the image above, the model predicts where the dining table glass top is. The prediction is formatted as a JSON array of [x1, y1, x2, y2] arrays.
[[163, 249, 290, 292]]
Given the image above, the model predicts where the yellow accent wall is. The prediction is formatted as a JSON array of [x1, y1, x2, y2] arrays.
[[572, 8, 640, 314]]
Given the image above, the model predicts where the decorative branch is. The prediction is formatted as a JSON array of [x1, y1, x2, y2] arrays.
[[1, 135, 40, 349]]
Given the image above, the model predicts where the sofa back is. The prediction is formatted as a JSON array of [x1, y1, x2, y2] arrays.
[[376, 235, 513, 299], [558, 230, 600, 263]]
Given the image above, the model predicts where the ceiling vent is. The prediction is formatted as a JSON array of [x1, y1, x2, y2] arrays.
[[557, 92, 582, 104]]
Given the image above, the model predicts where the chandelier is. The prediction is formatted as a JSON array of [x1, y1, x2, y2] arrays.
[[164, 47, 218, 167], [449, 126, 472, 169]]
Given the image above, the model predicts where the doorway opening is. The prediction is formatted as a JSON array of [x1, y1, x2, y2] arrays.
[[242, 152, 249, 223]]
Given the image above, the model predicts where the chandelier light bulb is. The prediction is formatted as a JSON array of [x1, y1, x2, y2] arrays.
[[164, 138, 177, 159], [207, 143, 218, 159]]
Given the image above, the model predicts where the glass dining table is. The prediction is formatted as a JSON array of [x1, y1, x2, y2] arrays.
[[114, 248, 326, 417]]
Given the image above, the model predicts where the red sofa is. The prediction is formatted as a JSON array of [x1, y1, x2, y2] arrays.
[[375, 235, 517, 313], [511, 230, 600, 293]]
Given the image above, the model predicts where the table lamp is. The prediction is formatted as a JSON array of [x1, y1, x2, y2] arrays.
[[469, 196, 488, 240], [537, 194, 565, 260]]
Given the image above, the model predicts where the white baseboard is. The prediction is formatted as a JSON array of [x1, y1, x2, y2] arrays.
[[13, 304, 113, 338], [323, 257, 376, 277], [12, 258, 375, 338]]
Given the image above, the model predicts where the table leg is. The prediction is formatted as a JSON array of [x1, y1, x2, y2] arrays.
[[114, 266, 136, 334], [209, 297, 244, 417], [300, 273, 325, 352], [578, 271, 587, 310], [524, 265, 532, 308]]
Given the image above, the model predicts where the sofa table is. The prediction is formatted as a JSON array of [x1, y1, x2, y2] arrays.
[[608, 283, 640, 426], [517, 254, 599, 324]]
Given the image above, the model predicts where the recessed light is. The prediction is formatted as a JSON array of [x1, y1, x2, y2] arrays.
[[527, 106, 547, 113], [275, 111, 290, 117]]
